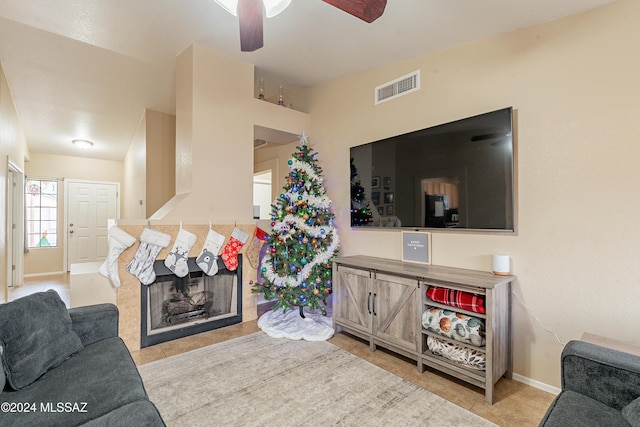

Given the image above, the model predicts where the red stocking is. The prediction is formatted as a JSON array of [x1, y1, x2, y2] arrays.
[[221, 227, 250, 271]]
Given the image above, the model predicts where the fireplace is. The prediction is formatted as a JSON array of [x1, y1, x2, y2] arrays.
[[140, 255, 243, 348]]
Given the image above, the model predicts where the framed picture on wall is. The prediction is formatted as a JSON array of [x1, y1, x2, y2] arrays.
[[384, 192, 394, 204], [386, 205, 393, 215], [401, 231, 432, 265], [372, 176, 380, 189], [371, 191, 380, 205]]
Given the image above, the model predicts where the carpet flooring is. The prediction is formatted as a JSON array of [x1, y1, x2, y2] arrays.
[[139, 332, 497, 426]]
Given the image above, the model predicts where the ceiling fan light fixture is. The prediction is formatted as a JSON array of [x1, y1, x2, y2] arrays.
[[215, 0, 291, 18], [263, 0, 291, 18], [215, 0, 239, 16], [72, 139, 93, 149]]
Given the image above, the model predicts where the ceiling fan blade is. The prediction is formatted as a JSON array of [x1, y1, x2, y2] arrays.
[[238, 0, 263, 52], [322, 0, 387, 23]]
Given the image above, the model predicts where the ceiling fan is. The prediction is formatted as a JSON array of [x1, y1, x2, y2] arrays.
[[215, 0, 387, 52]]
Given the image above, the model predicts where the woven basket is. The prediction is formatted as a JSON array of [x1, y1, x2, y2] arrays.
[[427, 336, 486, 370]]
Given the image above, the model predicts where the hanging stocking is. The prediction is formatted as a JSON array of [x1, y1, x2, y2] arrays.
[[99, 226, 136, 288], [245, 227, 268, 268], [126, 228, 171, 285], [196, 228, 226, 276], [220, 227, 250, 271], [164, 227, 197, 278]]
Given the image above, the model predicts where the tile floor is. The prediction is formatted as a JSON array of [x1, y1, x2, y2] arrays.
[[10, 275, 555, 426], [10, 274, 71, 306]]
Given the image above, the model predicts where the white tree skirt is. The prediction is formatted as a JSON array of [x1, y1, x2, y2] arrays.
[[258, 307, 334, 341]]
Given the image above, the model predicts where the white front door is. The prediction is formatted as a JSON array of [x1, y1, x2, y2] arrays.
[[66, 181, 118, 269]]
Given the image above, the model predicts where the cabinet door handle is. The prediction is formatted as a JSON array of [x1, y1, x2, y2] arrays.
[[373, 293, 377, 316], [367, 292, 372, 314]]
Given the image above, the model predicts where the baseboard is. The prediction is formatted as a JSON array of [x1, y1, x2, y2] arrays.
[[512, 373, 560, 395], [23, 271, 67, 278]]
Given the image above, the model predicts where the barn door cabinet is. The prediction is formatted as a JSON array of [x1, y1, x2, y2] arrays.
[[332, 265, 419, 360], [332, 255, 513, 405]]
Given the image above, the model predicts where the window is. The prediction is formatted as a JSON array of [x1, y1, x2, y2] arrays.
[[26, 179, 58, 248]]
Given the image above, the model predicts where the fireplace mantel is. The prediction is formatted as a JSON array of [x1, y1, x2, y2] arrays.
[[116, 223, 257, 351]]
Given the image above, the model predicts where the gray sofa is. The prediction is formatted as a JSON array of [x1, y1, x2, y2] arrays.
[[0, 290, 165, 426], [540, 340, 640, 427]]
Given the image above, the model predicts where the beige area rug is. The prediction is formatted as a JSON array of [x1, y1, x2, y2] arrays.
[[139, 332, 496, 427]]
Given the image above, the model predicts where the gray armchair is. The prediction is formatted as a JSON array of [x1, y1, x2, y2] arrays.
[[540, 340, 640, 426]]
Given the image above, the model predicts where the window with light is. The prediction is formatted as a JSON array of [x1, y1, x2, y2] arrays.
[[26, 179, 58, 248]]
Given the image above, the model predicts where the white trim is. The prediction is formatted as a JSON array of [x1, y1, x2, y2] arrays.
[[512, 373, 560, 396], [7, 159, 25, 296], [24, 270, 67, 278]]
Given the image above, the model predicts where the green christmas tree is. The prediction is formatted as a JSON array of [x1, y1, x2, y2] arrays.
[[350, 158, 373, 226], [252, 133, 339, 317]]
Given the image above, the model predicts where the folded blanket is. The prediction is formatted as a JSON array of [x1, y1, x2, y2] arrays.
[[427, 336, 486, 370], [426, 286, 486, 314], [422, 307, 485, 347]]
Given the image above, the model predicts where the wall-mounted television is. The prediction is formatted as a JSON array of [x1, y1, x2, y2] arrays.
[[350, 107, 515, 231]]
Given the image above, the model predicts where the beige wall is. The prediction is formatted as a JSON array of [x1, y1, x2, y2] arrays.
[[146, 110, 176, 217], [0, 63, 29, 302], [123, 113, 147, 219], [123, 109, 176, 219], [153, 44, 309, 223], [306, 0, 640, 389], [24, 153, 123, 275]]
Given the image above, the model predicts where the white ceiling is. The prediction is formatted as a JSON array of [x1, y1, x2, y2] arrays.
[[0, 0, 618, 161]]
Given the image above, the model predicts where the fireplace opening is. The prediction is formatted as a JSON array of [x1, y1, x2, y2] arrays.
[[140, 255, 243, 348]]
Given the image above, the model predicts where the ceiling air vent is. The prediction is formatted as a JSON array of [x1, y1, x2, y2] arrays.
[[254, 139, 268, 149], [375, 70, 420, 105]]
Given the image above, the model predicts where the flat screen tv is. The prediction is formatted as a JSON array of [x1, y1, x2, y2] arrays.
[[350, 107, 515, 231]]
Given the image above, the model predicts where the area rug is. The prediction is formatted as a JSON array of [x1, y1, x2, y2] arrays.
[[139, 332, 496, 427]]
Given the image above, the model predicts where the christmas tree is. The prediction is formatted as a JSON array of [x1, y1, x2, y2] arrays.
[[253, 133, 339, 317], [350, 158, 373, 226]]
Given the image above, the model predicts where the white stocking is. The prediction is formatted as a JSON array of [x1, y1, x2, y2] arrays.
[[126, 228, 171, 285], [164, 227, 197, 278], [99, 226, 136, 288]]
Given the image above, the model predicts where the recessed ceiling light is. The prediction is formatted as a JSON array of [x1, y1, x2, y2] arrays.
[[72, 139, 93, 149]]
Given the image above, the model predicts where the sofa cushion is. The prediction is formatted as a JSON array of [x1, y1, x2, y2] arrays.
[[622, 396, 640, 427], [0, 290, 83, 390], [541, 390, 630, 426], [0, 337, 154, 427]]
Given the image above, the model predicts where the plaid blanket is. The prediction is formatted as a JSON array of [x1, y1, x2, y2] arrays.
[[426, 286, 486, 314]]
